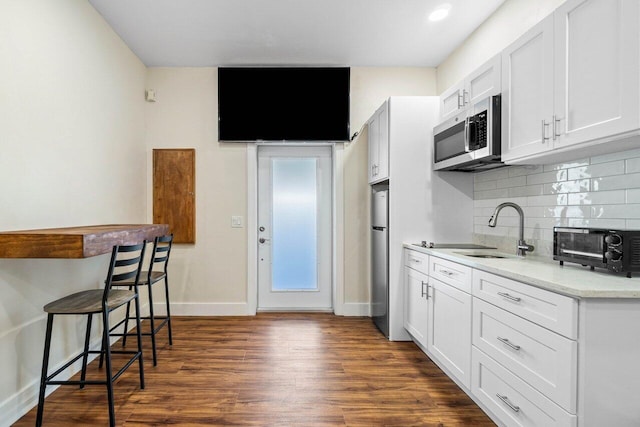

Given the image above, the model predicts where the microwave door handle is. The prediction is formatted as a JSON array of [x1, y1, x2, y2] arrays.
[[464, 117, 470, 152]]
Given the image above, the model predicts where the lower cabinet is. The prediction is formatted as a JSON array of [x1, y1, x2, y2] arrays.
[[404, 248, 640, 426], [404, 266, 429, 346], [427, 278, 472, 389], [472, 347, 577, 427]]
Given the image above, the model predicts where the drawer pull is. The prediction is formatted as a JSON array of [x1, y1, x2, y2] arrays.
[[439, 269, 454, 276], [411, 258, 422, 264], [496, 393, 520, 413], [497, 292, 521, 302], [497, 336, 521, 351]]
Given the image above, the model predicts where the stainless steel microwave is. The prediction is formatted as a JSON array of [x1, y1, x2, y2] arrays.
[[433, 95, 503, 172]]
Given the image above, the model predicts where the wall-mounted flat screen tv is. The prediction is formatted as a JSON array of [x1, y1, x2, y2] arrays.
[[218, 67, 350, 142]]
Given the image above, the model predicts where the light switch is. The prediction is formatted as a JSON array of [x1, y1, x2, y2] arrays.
[[231, 216, 243, 228]]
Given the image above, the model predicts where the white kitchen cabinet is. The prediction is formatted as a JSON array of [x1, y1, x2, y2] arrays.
[[501, 15, 555, 161], [439, 54, 501, 122], [404, 248, 640, 426], [404, 257, 429, 347], [553, 0, 640, 150], [427, 277, 472, 389], [502, 0, 640, 163], [472, 347, 577, 427], [368, 100, 389, 184]]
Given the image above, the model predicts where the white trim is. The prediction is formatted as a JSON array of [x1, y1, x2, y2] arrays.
[[247, 142, 345, 314], [333, 144, 345, 316], [247, 144, 258, 315], [166, 302, 251, 316]]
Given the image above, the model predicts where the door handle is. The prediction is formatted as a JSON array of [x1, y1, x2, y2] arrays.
[[259, 238, 270, 244]]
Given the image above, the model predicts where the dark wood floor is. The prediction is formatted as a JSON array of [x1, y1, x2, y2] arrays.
[[14, 313, 495, 426]]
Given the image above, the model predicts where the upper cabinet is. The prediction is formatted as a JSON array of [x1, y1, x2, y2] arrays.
[[439, 54, 501, 122], [502, 0, 640, 163], [368, 100, 389, 184]]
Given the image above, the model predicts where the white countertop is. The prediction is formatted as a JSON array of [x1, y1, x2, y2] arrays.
[[403, 243, 640, 299]]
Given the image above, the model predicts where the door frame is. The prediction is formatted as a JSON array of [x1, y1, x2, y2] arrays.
[[247, 143, 345, 315]]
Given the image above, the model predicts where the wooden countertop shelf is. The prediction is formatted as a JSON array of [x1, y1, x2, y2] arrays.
[[0, 224, 169, 258]]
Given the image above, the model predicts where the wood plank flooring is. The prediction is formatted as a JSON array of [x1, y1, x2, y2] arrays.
[[14, 313, 495, 426]]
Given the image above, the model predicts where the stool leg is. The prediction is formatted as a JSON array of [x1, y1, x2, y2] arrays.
[[148, 282, 158, 366], [164, 276, 173, 345], [121, 286, 133, 347], [102, 310, 116, 427], [80, 314, 93, 389], [133, 291, 145, 389], [98, 323, 106, 369], [36, 314, 54, 427]]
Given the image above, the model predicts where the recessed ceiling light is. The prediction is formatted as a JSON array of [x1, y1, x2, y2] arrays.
[[429, 3, 451, 22]]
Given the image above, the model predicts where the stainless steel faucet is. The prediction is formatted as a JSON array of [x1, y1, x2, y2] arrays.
[[488, 202, 534, 257]]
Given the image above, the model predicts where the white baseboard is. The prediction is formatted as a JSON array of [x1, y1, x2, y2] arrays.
[[155, 302, 369, 317], [340, 302, 371, 317], [156, 302, 251, 316]]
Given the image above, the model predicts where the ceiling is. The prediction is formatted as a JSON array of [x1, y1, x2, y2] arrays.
[[88, 0, 506, 68]]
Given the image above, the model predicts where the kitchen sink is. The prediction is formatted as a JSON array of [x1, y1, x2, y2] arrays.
[[453, 251, 514, 259], [460, 254, 507, 259]]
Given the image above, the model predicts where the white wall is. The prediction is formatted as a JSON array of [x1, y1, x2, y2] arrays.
[[0, 1, 147, 424], [435, 0, 640, 257], [143, 67, 437, 316], [473, 149, 640, 256], [436, 0, 564, 94]]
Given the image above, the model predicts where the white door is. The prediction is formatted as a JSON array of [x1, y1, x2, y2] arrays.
[[553, 0, 640, 149], [404, 266, 429, 346], [427, 278, 472, 389], [257, 146, 332, 311], [501, 15, 555, 162]]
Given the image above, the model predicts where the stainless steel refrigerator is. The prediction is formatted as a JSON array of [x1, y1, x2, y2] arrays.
[[371, 186, 389, 337]]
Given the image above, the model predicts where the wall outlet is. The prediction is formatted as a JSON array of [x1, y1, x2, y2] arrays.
[[231, 216, 243, 228]]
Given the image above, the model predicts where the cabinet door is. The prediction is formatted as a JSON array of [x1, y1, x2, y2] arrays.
[[439, 81, 465, 122], [553, 0, 640, 149], [404, 266, 429, 346], [427, 278, 472, 389], [368, 113, 379, 183], [376, 101, 389, 181], [466, 54, 501, 116], [501, 16, 555, 162], [153, 148, 196, 243]]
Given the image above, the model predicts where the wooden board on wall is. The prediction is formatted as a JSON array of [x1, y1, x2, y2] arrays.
[[153, 149, 195, 244]]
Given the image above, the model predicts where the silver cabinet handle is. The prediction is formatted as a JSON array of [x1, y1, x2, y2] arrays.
[[463, 89, 469, 105], [553, 115, 561, 140], [497, 292, 521, 302], [497, 336, 521, 351], [496, 394, 520, 413], [541, 120, 550, 142], [411, 258, 421, 264], [457, 91, 464, 109], [421, 281, 428, 298], [439, 269, 454, 276]]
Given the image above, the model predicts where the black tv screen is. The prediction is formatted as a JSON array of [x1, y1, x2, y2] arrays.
[[218, 67, 350, 142]]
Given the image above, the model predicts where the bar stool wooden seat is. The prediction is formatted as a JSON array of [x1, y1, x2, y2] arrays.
[[111, 234, 173, 366], [36, 242, 147, 427]]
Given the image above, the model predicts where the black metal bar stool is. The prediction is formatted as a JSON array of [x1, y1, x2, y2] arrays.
[[36, 242, 147, 427], [111, 234, 173, 366]]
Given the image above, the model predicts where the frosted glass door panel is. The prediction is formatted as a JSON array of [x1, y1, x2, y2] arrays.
[[272, 158, 318, 291]]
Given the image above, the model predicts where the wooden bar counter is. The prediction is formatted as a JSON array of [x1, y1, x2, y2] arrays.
[[0, 224, 169, 258]]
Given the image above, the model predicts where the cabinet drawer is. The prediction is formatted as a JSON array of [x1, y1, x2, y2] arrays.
[[405, 249, 429, 275], [429, 256, 472, 293], [472, 270, 578, 339], [473, 298, 577, 413], [472, 347, 577, 427]]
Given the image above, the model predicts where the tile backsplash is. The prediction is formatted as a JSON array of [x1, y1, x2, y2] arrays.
[[472, 148, 640, 257]]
